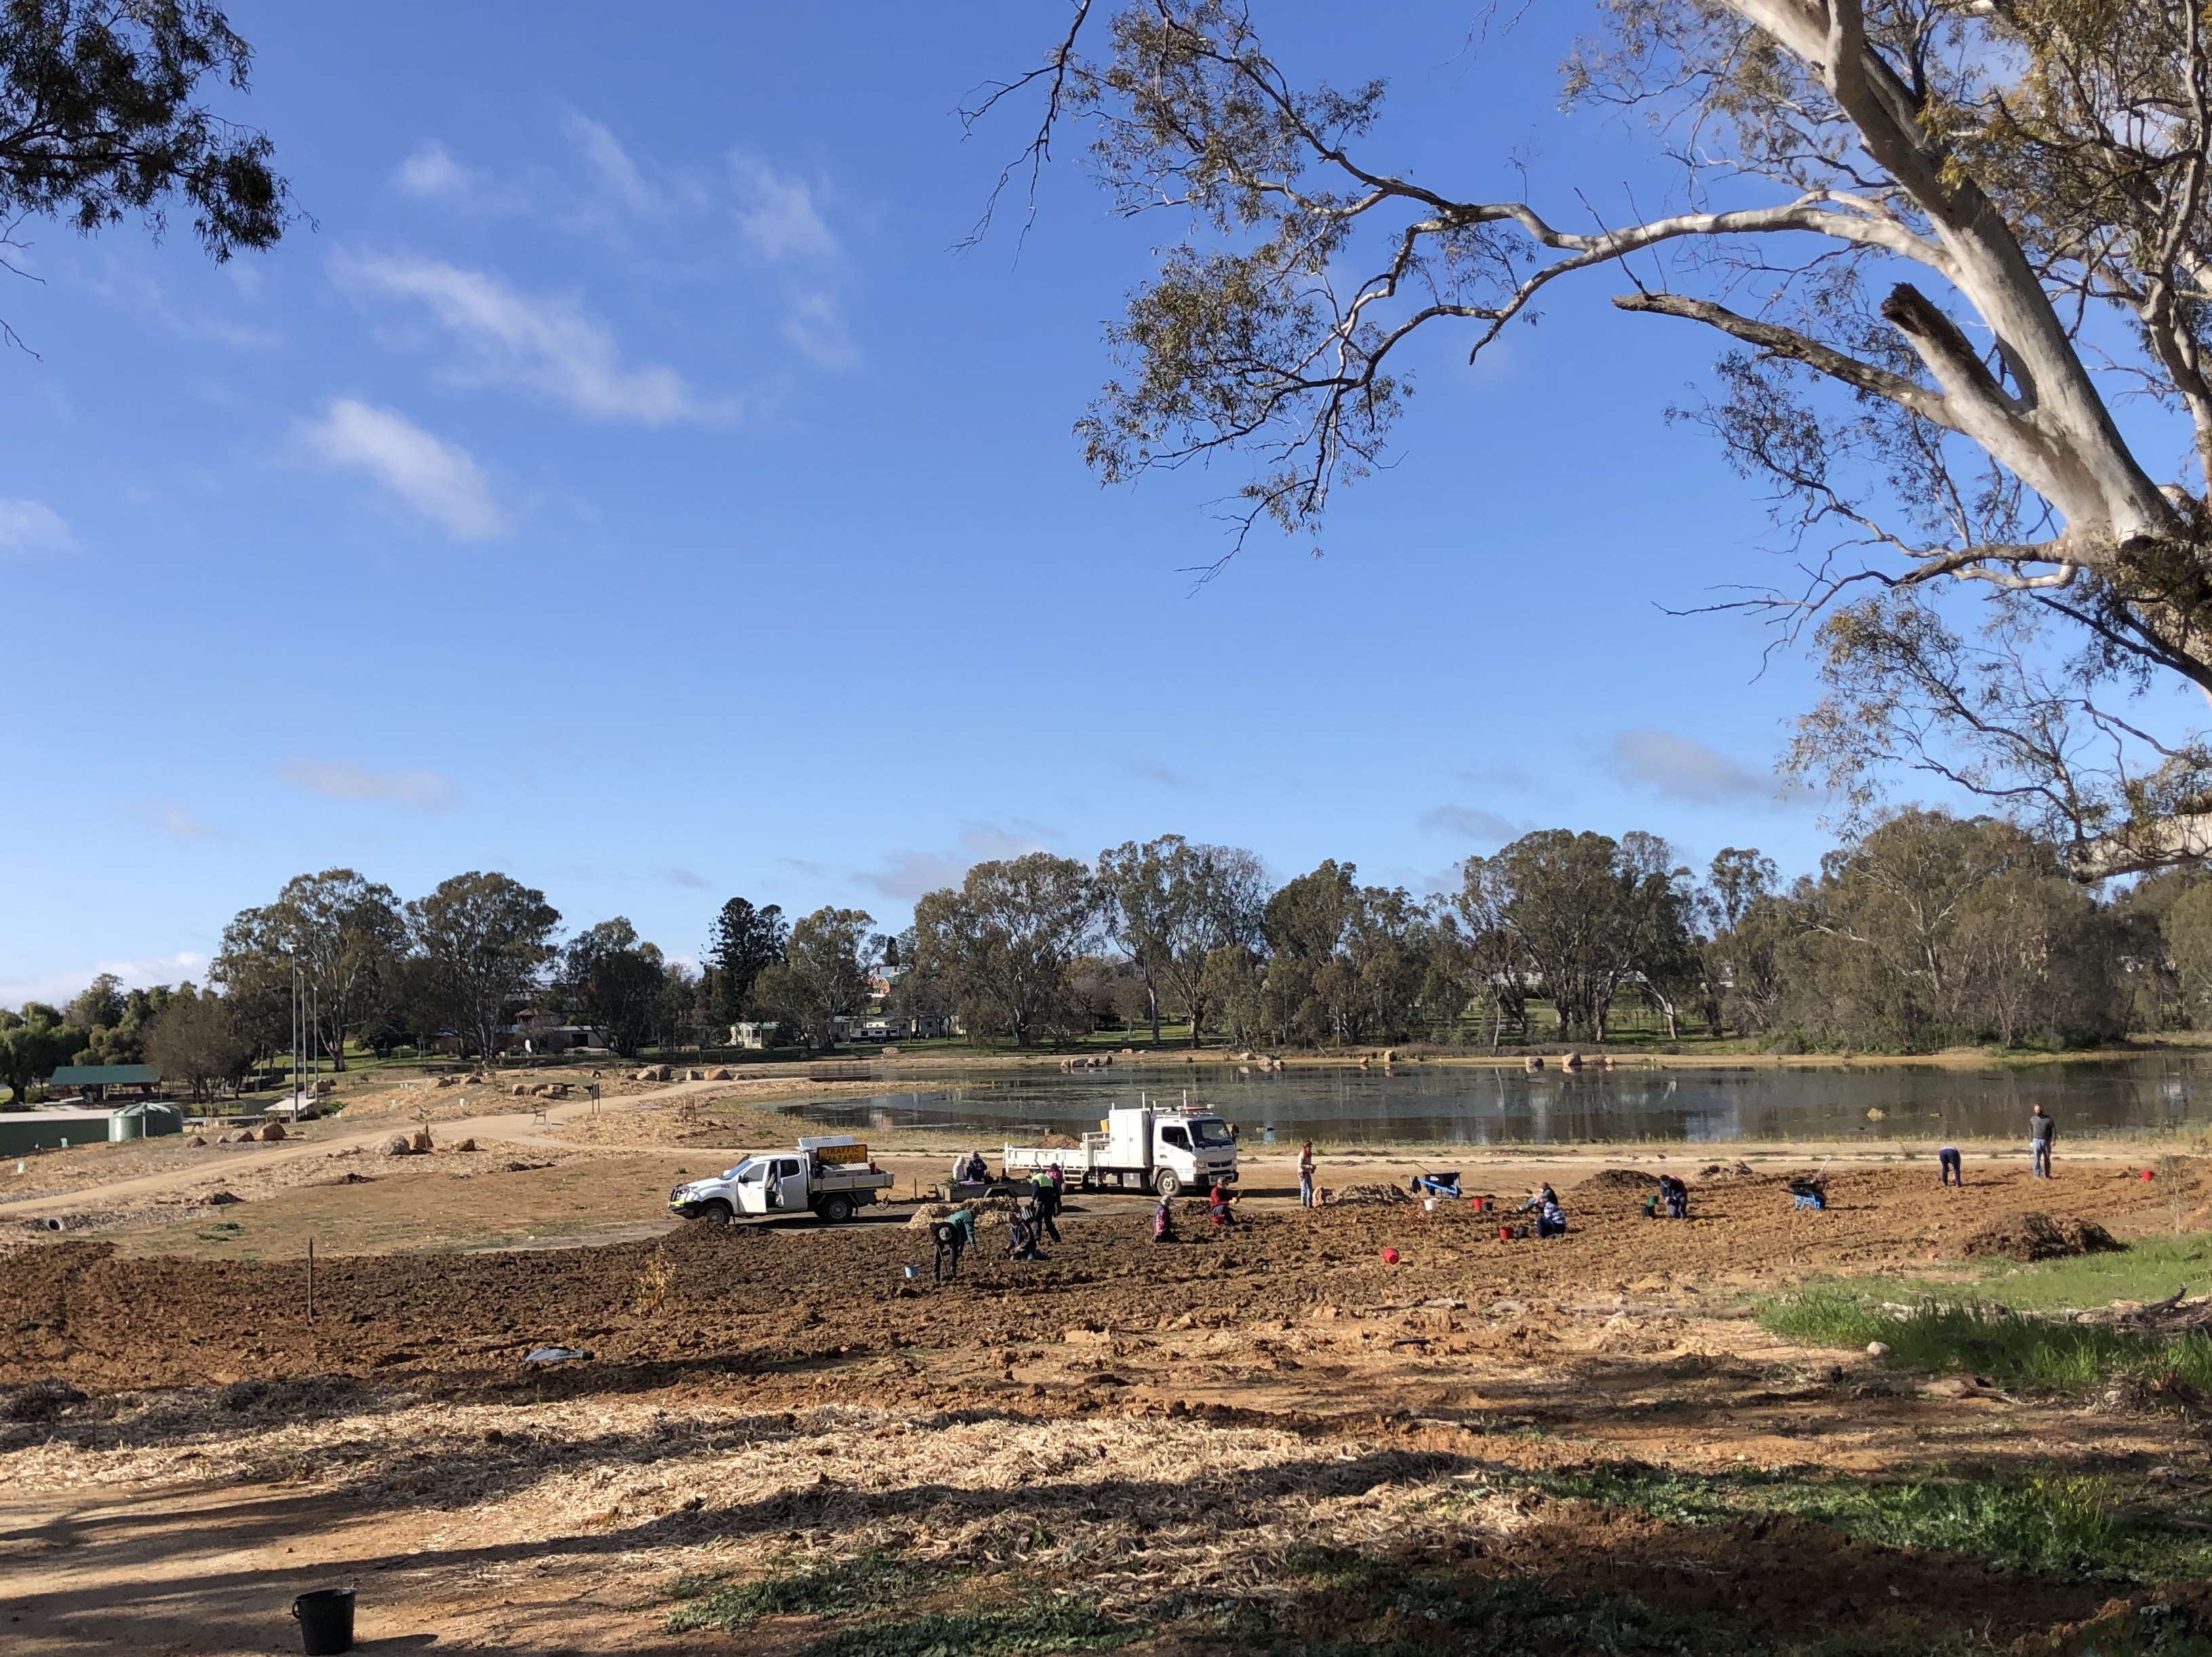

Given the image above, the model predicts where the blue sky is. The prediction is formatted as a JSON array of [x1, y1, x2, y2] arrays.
[[1, 1, 1859, 1000]]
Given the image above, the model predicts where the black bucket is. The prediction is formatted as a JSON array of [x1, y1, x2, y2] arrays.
[[292, 1587, 355, 1656]]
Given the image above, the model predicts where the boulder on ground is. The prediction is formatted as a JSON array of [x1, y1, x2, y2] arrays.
[[376, 1134, 412, 1157], [410, 1128, 435, 1153], [186, 1135, 207, 1148], [456, 1137, 477, 1152], [711, 1067, 735, 1081], [1561, 1052, 1583, 1071], [511, 1083, 529, 1097], [1525, 1056, 1545, 1072], [260, 1121, 287, 1142], [686, 1067, 707, 1081], [235, 1127, 257, 1143]]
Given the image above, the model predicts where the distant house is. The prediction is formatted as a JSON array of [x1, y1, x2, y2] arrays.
[[506, 1018, 611, 1055], [831, 1015, 954, 1043], [729, 1021, 785, 1050]]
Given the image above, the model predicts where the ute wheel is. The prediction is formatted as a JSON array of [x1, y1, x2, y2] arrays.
[[1078, 1171, 1095, 1194], [818, 1194, 854, 1224], [700, 1199, 733, 1225], [1153, 1170, 1182, 1199]]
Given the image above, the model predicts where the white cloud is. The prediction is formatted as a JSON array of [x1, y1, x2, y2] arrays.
[[0, 497, 74, 555], [302, 399, 506, 540], [1419, 805, 1522, 843], [276, 759, 458, 810], [566, 115, 663, 216], [336, 254, 721, 424], [0, 953, 210, 1007], [780, 285, 861, 370], [394, 140, 471, 199], [730, 153, 838, 261], [860, 824, 1054, 902], [130, 804, 222, 840], [1603, 727, 1781, 804]]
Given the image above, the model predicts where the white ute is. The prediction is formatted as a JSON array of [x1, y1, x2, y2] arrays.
[[669, 1136, 893, 1225], [1002, 1102, 1238, 1198]]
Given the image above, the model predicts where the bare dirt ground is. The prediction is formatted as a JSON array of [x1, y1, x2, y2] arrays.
[[6, 1085, 2212, 1656]]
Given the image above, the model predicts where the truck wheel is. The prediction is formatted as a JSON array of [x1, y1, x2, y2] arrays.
[[1153, 1170, 1183, 1199], [700, 1199, 733, 1225], [818, 1195, 854, 1224]]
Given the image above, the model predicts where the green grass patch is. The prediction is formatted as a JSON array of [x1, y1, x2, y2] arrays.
[[1229, 1549, 1735, 1656], [808, 1599, 1132, 1657], [665, 1552, 923, 1633], [1760, 1285, 2212, 1395], [1524, 1461, 2212, 1583], [1959, 1233, 2212, 1313]]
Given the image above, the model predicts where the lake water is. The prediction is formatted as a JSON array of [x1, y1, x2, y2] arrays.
[[778, 1057, 2212, 1145]]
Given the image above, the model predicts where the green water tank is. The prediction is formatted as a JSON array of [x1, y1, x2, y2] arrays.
[[108, 1102, 183, 1142]]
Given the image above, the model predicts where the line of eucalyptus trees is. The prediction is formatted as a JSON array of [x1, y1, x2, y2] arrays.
[[898, 814, 2208, 1052], [18, 805, 2212, 1096]]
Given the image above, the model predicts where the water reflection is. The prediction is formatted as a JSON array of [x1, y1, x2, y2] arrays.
[[778, 1057, 2211, 1144]]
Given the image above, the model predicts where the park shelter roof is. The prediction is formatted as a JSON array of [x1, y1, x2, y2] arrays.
[[47, 1064, 161, 1087]]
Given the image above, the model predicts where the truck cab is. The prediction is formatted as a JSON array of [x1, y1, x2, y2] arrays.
[[668, 1135, 892, 1224], [1002, 1102, 1238, 1197]]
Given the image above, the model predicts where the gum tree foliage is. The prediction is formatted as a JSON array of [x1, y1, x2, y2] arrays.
[[64, 976, 174, 1066], [0, 1001, 74, 1104], [912, 855, 1103, 1047], [0, 1, 290, 346], [212, 870, 405, 1071], [1461, 831, 1697, 1041], [977, 0, 2212, 875], [1777, 807, 2129, 1043], [559, 918, 669, 1056], [1699, 847, 1793, 1034], [142, 981, 244, 1101], [1098, 834, 1269, 1045], [403, 872, 561, 1062], [752, 906, 881, 1047]]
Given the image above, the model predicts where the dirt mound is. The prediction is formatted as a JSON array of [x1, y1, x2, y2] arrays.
[[1579, 1168, 1660, 1191], [1331, 1183, 1410, 1207], [1962, 1210, 2121, 1260]]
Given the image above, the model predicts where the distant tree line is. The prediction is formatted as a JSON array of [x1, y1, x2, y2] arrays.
[[17, 805, 2212, 1104]]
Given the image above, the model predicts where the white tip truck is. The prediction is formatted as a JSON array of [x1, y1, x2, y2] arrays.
[[668, 1136, 893, 1224], [1001, 1101, 1238, 1197]]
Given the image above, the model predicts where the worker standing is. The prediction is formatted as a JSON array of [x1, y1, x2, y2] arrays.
[[1298, 1141, 1315, 1207], [1030, 1169, 1061, 1243], [2030, 1104, 2057, 1178]]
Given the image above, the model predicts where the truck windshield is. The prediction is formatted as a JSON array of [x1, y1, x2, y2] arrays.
[[1189, 1119, 1234, 1148]]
